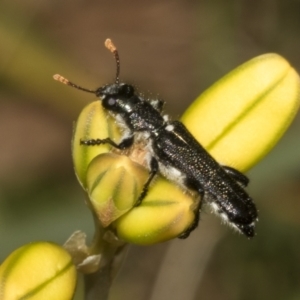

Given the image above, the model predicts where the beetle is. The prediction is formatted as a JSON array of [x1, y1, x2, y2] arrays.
[[54, 39, 258, 238]]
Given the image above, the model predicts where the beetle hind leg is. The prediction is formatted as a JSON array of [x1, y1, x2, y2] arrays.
[[178, 180, 204, 239], [177, 197, 202, 239], [223, 166, 249, 187]]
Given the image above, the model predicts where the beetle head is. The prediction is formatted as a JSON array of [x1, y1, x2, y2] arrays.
[[97, 83, 139, 114]]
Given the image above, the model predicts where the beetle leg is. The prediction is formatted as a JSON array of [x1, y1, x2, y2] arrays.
[[178, 179, 204, 239], [135, 157, 159, 206], [222, 166, 249, 187], [178, 193, 203, 239], [80, 136, 134, 150]]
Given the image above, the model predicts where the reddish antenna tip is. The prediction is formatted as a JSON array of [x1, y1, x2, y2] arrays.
[[53, 74, 70, 85], [105, 39, 117, 53], [104, 38, 120, 84], [53, 74, 96, 94]]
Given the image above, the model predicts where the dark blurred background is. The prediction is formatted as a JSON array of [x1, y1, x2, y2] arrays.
[[0, 1, 300, 299]]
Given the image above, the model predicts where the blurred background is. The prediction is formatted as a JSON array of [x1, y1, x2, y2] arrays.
[[0, 1, 300, 299]]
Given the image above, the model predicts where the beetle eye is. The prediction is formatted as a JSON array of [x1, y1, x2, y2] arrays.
[[102, 97, 117, 110], [107, 97, 116, 106]]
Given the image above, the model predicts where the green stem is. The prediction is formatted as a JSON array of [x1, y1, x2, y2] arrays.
[[84, 262, 112, 300], [84, 211, 126, 300]]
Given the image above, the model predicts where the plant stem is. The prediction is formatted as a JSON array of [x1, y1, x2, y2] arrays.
[[84, 211, 126, 300]]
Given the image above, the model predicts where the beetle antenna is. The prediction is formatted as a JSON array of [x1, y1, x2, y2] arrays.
[[105, 38, 120, 84], [53, 74, 96, 94], [53, 39, 120, 91]]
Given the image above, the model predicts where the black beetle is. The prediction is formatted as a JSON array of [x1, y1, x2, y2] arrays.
[[54, 39, 258, 238]]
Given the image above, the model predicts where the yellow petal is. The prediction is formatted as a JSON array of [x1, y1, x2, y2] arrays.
[[0, 242, 76, 300], [181, 54, 300, 171]]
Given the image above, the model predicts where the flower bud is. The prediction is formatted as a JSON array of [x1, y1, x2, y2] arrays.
[[72, 100, 197, 243], [86, 153, 149, 227], [72, 101, 121, 187], [181, 53, 300, 172], [114, 177, 197, 245], [0, 242, 76, 300]]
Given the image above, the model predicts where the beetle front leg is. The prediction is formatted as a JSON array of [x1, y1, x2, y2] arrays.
[[80, 136, 134, 150]]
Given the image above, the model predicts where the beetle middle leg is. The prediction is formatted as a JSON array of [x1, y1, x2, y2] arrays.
[[135, 157, 159, 206]]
